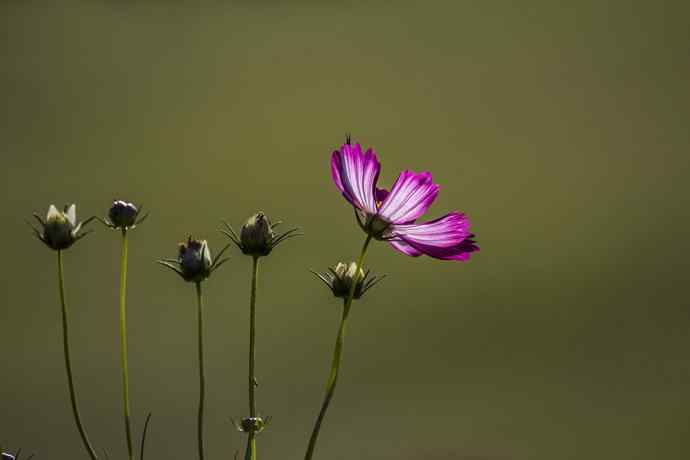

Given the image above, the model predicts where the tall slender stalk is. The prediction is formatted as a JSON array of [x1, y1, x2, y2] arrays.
[[304, 234, 373, 460], [57, 250, 99, 460], [245, 256, 260, 460], [119, 229, 134, 460], [196, 282, 206, 460]]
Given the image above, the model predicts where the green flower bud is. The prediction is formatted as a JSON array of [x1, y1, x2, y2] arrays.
[[31, 204, 93, 251], [240, 213, 274, 256], [157, 236, 230, 283], [331, 262, 365, 298], [221, 212, 301, 258], [312, 261, 385, 300], [234, 416, 271, 435]]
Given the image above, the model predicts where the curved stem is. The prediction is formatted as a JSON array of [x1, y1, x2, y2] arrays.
[[196, 282, 206, 460], [139, 413, 152, 460], [119, 229, 134, 460], [245, 256, 260, 460], [57, 250, 99, 460], [304, 234, 373, 460]]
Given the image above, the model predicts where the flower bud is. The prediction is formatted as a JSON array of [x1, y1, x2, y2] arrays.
[[178, 238, 212, 282], [239, 213, 274, 256], [235, 416, 270, 434], [222, 212, 301, 258], [31, 204, 93, 251], [331, 262, 366, 298], [312, 261, 385, 300], [158, 237, 230, 283], [107, 200, 140, 229]]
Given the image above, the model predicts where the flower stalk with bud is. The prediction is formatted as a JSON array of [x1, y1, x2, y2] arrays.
[[157, 237, 229, 460], [303, 236, 378, 460], [221, 212, 300, 460], [304, 138, 479, 460], [30, 204, 98, 460], [98, 200, 148, 460]]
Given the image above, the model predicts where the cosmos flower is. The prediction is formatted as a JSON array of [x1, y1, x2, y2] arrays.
[[331, 142, 479, 260], [31, 204, 94, 251], [101, 200, 148, 230], [157, 237, 229, 283], [311, 261, 385, 299]]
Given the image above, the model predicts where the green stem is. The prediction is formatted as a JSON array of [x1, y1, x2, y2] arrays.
[[119, 229, 134, 460], [57, 250, 99, 460], [244, 436, 256, 460], [304, 234, 373, 460], [196, 282, 206, 460], [245, 256, 260, 460]]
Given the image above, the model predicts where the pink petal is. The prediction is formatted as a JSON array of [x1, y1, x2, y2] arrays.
[[375, 188, 389, 203], [389, 212, 479, 261], [377, 170, 439, 224], [388, 238, 423, 257], [331, 143, 380, 215]]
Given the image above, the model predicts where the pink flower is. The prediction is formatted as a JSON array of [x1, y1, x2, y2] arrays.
[[331, 143, 478, 261]]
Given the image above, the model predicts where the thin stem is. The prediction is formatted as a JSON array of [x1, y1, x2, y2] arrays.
[[249, 256, 259, 418], [245, 256, 260, 460], [196, 282, 206, 460], [57, 250, 99, 460], [304, 234, 373, 460], [119, 229, 134, 460], [139, 413, 152, 460]]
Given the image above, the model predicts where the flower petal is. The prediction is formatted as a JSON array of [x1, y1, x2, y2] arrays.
[[377, 171, 439, 224], [65, 204, 76, 225], [375, 188, 389, 204], [201, 240, 212, 267], [331, 143, 380, 214], [388, 238, 423, 257], [47, 204, 60, 221], [389, 212, 479, 261]]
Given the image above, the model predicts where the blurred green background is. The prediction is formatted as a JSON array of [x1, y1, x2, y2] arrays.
[[2, 1, 689, 459]]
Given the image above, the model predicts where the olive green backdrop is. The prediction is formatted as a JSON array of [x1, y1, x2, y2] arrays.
[[1, 1, 688, 459]]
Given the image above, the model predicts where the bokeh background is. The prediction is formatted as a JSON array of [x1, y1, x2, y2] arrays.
[[2, 1, 689, 459]]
